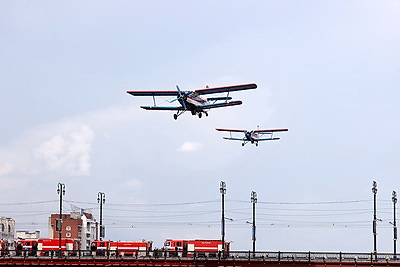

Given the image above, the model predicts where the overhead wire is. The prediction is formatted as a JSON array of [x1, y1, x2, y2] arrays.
[[2, 197, 396, 231]]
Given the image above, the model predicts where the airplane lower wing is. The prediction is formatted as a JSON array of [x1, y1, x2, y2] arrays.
[[200, 100, 242, 109], [257, 137, 281, 141], [140, 106, 185, 111], [223, 137, 245, 141]]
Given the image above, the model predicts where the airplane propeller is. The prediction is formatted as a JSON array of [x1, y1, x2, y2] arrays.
[[169, 85, 188, 109]]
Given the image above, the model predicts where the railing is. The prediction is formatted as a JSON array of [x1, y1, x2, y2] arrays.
[[1, 249, 399, 263]]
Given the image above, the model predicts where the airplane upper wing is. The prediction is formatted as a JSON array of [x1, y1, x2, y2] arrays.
[[215, 128, 247, 133], [127, 91, 179, 97], [254, 129, 288, 133], [140, 106, 185, 111], [194, 83, 257, 95]]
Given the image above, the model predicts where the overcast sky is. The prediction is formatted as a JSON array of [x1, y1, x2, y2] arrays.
[[1, 0, 400, 253]]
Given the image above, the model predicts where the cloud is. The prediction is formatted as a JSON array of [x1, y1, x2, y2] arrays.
[[0, 163, 13, 176], [123, 179, 142, 190], [35, 125, 94, 176], [178, 142, 203, 152]]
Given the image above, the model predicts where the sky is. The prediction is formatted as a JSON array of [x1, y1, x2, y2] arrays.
[[1, 0, 400, 253]]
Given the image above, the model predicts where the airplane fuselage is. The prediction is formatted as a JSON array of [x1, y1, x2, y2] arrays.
[[179, 92, 209, 116], [245, 131, 259, 142]]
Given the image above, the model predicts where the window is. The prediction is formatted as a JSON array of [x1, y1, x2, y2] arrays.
[[66, 226, 71, 231], [66, 233, 71, 238], [1, 223, 4, 232]]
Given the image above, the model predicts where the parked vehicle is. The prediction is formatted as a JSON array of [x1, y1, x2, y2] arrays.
[[91, 240, 152, 256]]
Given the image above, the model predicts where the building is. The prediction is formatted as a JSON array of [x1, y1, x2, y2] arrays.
[[0, 217, 15, 243], [16, 230, 40, 240], [48, 210, 97, 250]]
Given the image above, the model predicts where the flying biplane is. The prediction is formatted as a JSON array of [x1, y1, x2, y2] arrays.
[[126, 83, 257, 120], [216, 127, 288, 146]]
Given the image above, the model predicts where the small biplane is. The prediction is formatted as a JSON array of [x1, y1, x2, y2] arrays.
[[126, 83, 257, 120], [216, 127, 288, 146]]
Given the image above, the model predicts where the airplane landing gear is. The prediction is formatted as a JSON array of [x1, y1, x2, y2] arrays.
[[174, 110, 185, 120], [242, 143, 245, 147], [198, 113, 202, 118]]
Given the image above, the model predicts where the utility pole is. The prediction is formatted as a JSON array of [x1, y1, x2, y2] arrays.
[[392, 191, 397, 259], [220, 181, 226, 253], [97, 192, 106, 241], [250, 191, 257, 256], [372, 181, 378, 261], [57, 183, 65, 255]]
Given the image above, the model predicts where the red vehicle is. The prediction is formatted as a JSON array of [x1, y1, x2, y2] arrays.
[[15, 239, 38, 256], [91, 240, 152, 256], [0, 239, 10, 256], [37, 238, 79, 256], [163, 239, 230, 257]]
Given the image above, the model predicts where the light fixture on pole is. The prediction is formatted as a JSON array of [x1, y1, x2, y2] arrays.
[[372, 180, 378, 261], [250, 191, 257, 256], [220, 181, 226, 253], [97, 192, 106, 241], [57, 183, 65, 255]]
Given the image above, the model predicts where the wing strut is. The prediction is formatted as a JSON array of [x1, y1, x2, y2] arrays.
[[152, 95, 156, 106]]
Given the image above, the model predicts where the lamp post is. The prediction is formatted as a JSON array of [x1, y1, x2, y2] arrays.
[[250, 191, 257, 256], [220, 181, 226, 252], [372, 181, 378, 260], [97, 192, 106, 241], [57, 183, 65, 255], [392, 191, 397, 259]]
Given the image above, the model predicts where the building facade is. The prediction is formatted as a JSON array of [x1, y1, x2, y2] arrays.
[[16, 230, 40, 240], [0, 217, 15, 243], [48, 210, 97, 250]]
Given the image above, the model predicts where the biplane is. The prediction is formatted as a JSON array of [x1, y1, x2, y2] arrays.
[[126, 83, 257, 120], [216, 127, 288, 146]]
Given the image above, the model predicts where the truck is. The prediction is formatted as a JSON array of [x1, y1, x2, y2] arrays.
[[91, 240, 152, 257], [37, 238, 79, 256], [163, 239, 230, 257]]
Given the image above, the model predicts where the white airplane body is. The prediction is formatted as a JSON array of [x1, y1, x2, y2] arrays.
[[216, 127, 288, 146]]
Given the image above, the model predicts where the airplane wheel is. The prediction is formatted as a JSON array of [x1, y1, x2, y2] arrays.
[[173, 114, 178, 120], [198, 113, 202, 118], [205, 112, 208, 117], [242, 143, 245, 147], [256, 143, 258, 147]]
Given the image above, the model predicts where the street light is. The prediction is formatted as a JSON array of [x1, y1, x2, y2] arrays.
[[57, 183, 65, 255], [392, 191, 397, 259], [220, 181, 226, 252], [372, 180, 378, 260], [250, 191, 257, 256], [97, 192, 106, 241]]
